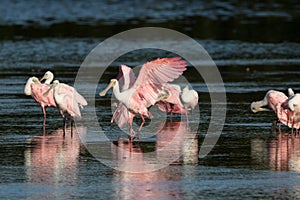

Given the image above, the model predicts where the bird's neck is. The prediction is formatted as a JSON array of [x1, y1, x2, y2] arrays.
[[113, 82, 122, 99], [113, 82, 130, 104], [53, 84, 64, 104], [253, 98, 269, 111], [45, 77, 53, 85], [24, 79, 33, 96]]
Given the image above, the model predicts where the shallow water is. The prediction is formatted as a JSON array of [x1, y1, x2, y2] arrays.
[[1, 1, 300, 199]]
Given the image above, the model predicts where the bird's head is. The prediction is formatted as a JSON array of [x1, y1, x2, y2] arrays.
[[288, 88, 295, 97], [288, 94, 300, 112], [24, 76, 40, 96], [52, 80, 59, 86], [99, 79, 117, 96], [40, 71, 54, 84], [32, 76, 41, 84], [183, 85, 189, 91], [250, 101, 270, 113], [156, 89, 169, 101]]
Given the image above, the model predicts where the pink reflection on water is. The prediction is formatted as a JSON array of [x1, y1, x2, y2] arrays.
[[269, 133, 300, 171], [111, 121, 198, 199], [24, 126, 87, 185]]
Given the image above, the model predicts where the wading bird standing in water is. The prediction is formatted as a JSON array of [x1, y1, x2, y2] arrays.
[[24, 76, 56, 126], [156, 84, 198, 122], [251, 89, 300, 130], [100, 57, 187, 139], [44, 80, 87, 137], [283, 88, 300, 131]]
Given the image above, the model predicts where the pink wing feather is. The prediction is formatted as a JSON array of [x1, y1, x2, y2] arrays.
[[268, 91, 287, 111], [58, 83, 87, 107], [112, 57, 187, 127], [134, 57, 187, 88], [133, 57, 187, 105], [268, 91, 299, 128], [118, 64, 136, 91], [31, 84, 56, 107], [66, 95, 82, 118]]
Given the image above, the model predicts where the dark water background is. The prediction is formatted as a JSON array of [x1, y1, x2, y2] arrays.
[[1, 0, 300, 199]]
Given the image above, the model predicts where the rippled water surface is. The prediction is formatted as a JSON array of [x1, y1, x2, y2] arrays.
[[1, 0, 300, 199]]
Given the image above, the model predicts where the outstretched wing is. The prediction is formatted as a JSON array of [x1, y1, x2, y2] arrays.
[[132, 57, 187, 105], [117, 64, 136, 91]]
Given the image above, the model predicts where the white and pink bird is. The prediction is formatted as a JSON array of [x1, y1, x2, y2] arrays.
[[251, 89, 300, 130], [24, 75, 56, 126], [156, 84, 198, 122], [283, 88, 300, 130], [44, 80, 87, 137], [25, 71, 87, 136], [99, 57, 187, 139]]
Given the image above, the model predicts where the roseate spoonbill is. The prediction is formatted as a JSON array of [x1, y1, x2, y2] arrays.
[[156, 83, 187, 121], [251, 90, 298, 129], [181, 85, 199, 111], [44, 80, 87, 136], [112, 64, 197, 125], [24, 76, 56, 126], [110, 65, 136, 129], [100, 57, 187, 139], [157, 84, 198, 121], [285, 89, 300, 130], [40, 71, 54, 85]]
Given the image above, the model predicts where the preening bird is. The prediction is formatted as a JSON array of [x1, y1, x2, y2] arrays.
[[157, 84, 198, 121], [24, 76, 56, 126], [251, 90, 299, 129]]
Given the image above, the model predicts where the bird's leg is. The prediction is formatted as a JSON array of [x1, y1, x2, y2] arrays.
[[185, 111, 189, 124], [277, 120, 281, 132], [170, 104, 173, 122], [42, 124, 46, 136], [271, 120, 276, 133], [63, 117, 66, 138], [42, 106, 46, 126], [136, 115, 145, 139], [129, 126, 136, 141], [292, 120, 294, 135], [278, 124, 282, 135], [71, 118, 74, 138], [128, 116, 135, 141]]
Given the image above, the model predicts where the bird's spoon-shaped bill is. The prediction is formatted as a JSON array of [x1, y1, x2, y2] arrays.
[[99, 80, 115, 96]]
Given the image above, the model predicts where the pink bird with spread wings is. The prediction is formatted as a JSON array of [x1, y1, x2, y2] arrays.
[[99, 57, 187, 139]]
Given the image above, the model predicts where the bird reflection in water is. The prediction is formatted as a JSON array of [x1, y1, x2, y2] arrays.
[[24, 126, 86, 186], [111, 121, 198, 199], [252, 130, 300, 171], [269, 132, 300, 171]]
